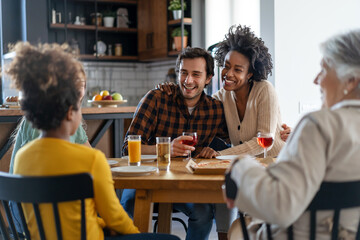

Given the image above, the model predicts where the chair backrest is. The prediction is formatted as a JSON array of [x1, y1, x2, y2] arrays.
[[0, 172, 94, 240], [239, 181, 360, 240]]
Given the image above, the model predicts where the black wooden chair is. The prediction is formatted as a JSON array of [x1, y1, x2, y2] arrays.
[[0, 172, 93, 240], [238, 181, 360, 240], [0, 172, 182, 240]]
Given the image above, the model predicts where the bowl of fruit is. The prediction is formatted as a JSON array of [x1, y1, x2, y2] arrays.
[[88, 90, 127, 107]]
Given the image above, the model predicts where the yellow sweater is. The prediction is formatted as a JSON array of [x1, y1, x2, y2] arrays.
[[14, 138, 139, 240]]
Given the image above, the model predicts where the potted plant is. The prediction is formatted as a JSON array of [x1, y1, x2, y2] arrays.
[[168, 0, 186, 20], [171, 27, 188, 51], [103, 10, 116, 27]]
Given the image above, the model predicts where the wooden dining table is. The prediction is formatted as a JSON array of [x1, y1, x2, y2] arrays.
[[110, 157, 226, 233]]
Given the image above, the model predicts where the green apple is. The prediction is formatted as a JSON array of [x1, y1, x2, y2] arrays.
[[111, 92, 123, 101]]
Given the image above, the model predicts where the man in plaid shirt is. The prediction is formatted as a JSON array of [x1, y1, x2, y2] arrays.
[[121, 47, 229, 240]]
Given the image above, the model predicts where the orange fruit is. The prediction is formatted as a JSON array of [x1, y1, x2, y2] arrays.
[[100, 90, 110, 96], [92, 94, 102, 101]]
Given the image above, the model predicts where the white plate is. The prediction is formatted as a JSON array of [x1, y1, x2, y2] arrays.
[[107, 160, 118, 167], [216, 155, 240, 161], [111, 166, 157, 176], [121, 155, 157, 162]]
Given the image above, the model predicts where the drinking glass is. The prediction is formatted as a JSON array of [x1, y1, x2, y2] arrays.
[[182, 132, 198, 161], [256, 132, 274, 158], [156, 137, 171, 171], [128, 135, 141, 166]]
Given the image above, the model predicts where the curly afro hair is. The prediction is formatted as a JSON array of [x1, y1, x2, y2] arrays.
[[214, 25, 273, 82], [5, 42, 84, 131]]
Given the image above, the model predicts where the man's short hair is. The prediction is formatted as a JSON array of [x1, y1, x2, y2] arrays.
[[175, 47, 215, 78]]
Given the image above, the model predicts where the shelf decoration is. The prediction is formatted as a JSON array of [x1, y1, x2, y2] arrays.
[[171, 27, 188, 51], [168, 0, 186, 20]]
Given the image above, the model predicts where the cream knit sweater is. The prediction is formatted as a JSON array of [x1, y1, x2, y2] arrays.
[[212, 81, 285, 157]]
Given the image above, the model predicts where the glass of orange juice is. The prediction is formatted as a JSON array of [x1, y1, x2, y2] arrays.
[[128, 135, 141, 166]]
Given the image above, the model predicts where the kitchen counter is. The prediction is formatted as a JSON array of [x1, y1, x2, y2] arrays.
[[0, 106, 137, 116], [0, 106, 137, 172]]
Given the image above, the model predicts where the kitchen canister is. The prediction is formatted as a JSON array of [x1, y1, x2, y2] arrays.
[[115, 44, 122, 56]]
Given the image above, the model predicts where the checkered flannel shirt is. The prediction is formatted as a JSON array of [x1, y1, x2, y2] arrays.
[[122, 87, 229, 156]]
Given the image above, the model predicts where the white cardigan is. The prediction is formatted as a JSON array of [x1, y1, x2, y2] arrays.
[[212, 81, 285, 157]]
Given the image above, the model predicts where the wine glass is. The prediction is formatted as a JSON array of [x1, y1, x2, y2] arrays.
[[257, 132, 274, 158], [182, 132, 198, 161]]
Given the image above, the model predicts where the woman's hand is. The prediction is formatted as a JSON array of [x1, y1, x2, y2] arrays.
[[171, 135, 195, 157], [280, 123, 291, 142], [196, 147, 220, 158], [156, 82, 176, 95]]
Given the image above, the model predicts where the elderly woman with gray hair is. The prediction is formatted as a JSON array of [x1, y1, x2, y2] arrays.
[[225, 29, 360, 239]]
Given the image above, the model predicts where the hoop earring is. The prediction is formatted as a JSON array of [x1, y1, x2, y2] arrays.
[[344, 89, 348, 95]]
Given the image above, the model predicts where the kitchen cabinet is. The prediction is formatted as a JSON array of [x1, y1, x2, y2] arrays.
[[137, 0, 191, 61], [48, 0, 138, 61], [137, 0, 168, 61], [48, 0, 192, 61]]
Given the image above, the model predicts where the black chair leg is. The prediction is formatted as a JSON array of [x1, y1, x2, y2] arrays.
[[152, 216, 187, 234], [172, 217, 188, 233], [153, 220, 158, 233]]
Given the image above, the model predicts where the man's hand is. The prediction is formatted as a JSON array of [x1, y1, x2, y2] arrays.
[[171, 135, 196, 157], [280, 123, 291, 142], [196, 147, 220, 158], [156, 82, 176, 95]]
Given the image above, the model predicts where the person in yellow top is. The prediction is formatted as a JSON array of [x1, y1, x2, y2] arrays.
[[5, 42, 179, 240]]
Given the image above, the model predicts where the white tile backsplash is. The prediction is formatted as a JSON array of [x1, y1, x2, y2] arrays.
[[82, 60, 176, 106], [121, 71, 136, 80]]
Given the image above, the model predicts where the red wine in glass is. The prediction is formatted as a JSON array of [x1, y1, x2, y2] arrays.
[[257, 137, 273, 149], [182, 137, 198, 146], [257, 132, 274, 158], [182, 132, 198, 160]]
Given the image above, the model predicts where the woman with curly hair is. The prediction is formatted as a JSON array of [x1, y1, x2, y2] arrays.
[[201, 24, 287, 240], [4, 42, 145, 240], [198, 24, 285, 158]]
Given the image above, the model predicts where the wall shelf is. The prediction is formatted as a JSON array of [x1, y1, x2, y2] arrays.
[[50, 23, 137, 33], [48, 0, 138, 61], [73, 0, 137, 4], [79, 54, 138, 61], [168, 18, 192, 26], [168, 50, 179, 56]]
